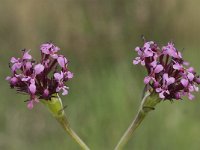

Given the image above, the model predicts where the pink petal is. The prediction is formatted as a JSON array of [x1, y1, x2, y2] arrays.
[[67, 71, 73, 79], [57, 56, 67, 68], [62, 86, 69, 95], [21, 76, 31, 81], [167, 77, 175, 85], [56, 86, 61, 92], [29, 83, 36, 94], [138, 49, 143, 56], [41, 49, 50, 54], [144, 50, 153, 57], [54, 72, 63, 81], [62, 88, 68, 95], [34, 64, 44, 75], [173, 63, 182, 70], [187, 73, 194, 81], [163, 73, 169, 81], [188, 85, 194, 92], [156, 88, 162, 93], [181, 79, 188, 87], [25, 62, 32, 70], [133, 57, 143, 65], [135, 47, 140, 52], [133, 60, 140, 65], [187, 67, 194, 73], [23, 51, 32, 60], [52, 46, 60, 52], [165, 90, 170, 95], [188, 93, 195, 100], [144, 76, 151, 84], [150, 60, 157, 68], [178, 52, 182, 58], [11, 63, 22, 72], [40, 43, 51, 54], [51, 54, 58, 59], [154, 65, 163, 73], [159, 92, 165, 99], [10, 57, 19, 63]]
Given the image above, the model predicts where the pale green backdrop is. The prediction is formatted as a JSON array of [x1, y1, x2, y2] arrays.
[[0, 0, 200, 149]]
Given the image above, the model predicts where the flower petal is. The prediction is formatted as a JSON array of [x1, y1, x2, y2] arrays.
[[154, 65, 163, 73], [57, 56, 67, 68], [67, 71, 73, 79], [29, 82, 36, 94], [23, 51, 32, 60], [187, 72, 194, 81], [181, 79, 189, 87], [144, 76, 151, 84], [34, 64, 44, 75]]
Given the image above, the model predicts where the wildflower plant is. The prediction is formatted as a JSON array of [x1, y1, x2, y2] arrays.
[[6, 43, 90, 150], [6, 40, 200, 150], [115, 40, 200, 149]]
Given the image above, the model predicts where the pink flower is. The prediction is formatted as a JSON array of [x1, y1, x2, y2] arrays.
[[40, 43, 60, 55], [133, 41, 158, 66], [162, 42, 182, 59], [57, 56, 68, 68], [133, 40, 200, 100], [6, 42, 73, 109]]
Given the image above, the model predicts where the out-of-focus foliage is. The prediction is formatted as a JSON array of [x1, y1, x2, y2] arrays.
[[0, 0, 200, 149]]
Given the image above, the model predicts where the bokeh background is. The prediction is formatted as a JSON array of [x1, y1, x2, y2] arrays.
[[0, 0, 200, 149]]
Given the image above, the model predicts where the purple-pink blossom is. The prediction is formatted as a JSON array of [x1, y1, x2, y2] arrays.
[[6, 43, 73, 109], [133, 40, 200, 100]]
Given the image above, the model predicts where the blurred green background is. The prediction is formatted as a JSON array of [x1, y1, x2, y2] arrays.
[[0, 0, 200, 149]]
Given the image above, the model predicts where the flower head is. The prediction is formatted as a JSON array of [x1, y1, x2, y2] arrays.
[[133, 41, 200, 100], [6, 43, 73, 109]]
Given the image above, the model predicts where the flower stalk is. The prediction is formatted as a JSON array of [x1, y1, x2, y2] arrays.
[[42, 94, 90, 150], [6, 43, 89, 149], [114, 91, 160, 150]]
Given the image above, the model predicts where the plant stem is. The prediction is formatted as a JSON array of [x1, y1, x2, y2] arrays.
[[41, 94, 90, 150], [114, 92, 160, 150], [57, 115, 90, 150], [114, 109, 146, 150]]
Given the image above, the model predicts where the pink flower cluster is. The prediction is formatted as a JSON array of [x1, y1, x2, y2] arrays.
[[133, 41, 200, 100], [6, 43, 73, 109]]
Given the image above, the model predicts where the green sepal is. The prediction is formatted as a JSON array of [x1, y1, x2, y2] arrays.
[[41, 93, 64, 118], [141, 91, 161, 113]]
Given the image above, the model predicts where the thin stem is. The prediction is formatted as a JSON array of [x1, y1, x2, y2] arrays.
[[114, 108, 146, 150], [57, 115, 90, 150], [114, 92, 160, 150], [41, 94, 90, 150]]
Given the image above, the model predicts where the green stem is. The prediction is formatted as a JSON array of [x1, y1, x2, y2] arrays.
[[114, 92, 160, 150], [56, 115, 90, 150], [41, 94, 90, 150]]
